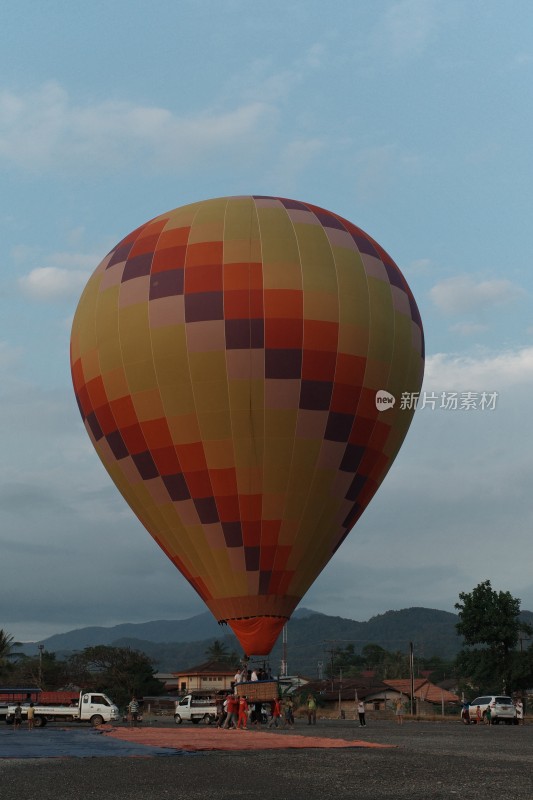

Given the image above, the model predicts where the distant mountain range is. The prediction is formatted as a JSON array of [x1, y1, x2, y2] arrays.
[[20, 607, 533, 676]]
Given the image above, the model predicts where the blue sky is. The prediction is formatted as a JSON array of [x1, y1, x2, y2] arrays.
[[1, 0, 533, 643]]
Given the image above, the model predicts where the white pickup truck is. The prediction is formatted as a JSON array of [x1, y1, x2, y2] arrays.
[[6, 691, 119, 727], [174, 694, 217, 725]]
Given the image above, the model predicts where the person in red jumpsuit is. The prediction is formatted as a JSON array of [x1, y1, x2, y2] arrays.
[[268, 698, 282, 728], [237, 695, 249, 729]]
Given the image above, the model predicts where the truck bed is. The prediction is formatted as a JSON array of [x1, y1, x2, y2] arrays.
[[8, 704, 79, 717]]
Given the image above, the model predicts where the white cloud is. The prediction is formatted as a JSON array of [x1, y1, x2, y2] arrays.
[[424, 346, 533, 391], [409, 258, 432, 271], [237, 43, 327, 106], [450, 321, 488, 336], [430, 275, 525, 315], [0, 82, 275, 173], [44, 251, 96, 271], [379, 0, 439, 58], [19, 267, 89, 301]]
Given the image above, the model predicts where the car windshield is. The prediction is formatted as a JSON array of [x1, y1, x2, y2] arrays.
[[495, 697, 513, 704]]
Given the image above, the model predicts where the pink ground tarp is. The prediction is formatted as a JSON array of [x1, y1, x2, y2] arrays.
[[105, 726, 394, 752]]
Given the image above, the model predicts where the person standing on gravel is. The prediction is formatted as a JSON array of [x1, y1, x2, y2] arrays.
[[223, 694, 238, 729], [13, 702, 23, 732], [128, 696, 140, 727], [268, 698, 282, 728], [306, 694, 317, 725], [395, 696, 404, 725], [237, 695, 249, 730], [357, 699, 366, 727], [26, 703, 35, 731]]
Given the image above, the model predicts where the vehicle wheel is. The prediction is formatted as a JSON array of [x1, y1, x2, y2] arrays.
[[174, 714, 182, 725], [33, 716, 46, 728], [492, 718, 500, 725], [90, 714, 104, 727], [202, 714, 213, 725], [191, 718, 200, 724]]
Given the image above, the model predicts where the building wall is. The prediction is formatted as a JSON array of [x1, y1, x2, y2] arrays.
[[177, 674, 234, 693]]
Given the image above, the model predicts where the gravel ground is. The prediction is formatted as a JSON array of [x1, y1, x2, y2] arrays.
[[1, 718, 532, 800]]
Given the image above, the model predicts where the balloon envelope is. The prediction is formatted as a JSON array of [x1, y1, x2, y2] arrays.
[[70, 196, 424, 655]]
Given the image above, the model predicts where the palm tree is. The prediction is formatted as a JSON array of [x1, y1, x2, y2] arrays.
[[0, 629, 21, 679], [205, 639, 237, 664]]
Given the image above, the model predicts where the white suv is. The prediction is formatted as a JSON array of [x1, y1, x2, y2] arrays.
[[464, 695, 517, 725]]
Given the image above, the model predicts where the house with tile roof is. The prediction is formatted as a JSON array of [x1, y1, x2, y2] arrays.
[[366, 678, 460, 715], [174, 660, 236, 695], [294, 677, 389, 719], [296, 677, 460, 718]]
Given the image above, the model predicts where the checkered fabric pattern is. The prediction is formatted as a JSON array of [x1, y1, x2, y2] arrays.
[[70, 196, 424, 654]]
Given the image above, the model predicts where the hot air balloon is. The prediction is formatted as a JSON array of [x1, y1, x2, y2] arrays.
[[70, 196, 424, 655]]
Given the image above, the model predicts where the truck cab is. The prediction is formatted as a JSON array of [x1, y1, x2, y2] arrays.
[[174, 693, 217, 725], [80, 692, 119, 725]]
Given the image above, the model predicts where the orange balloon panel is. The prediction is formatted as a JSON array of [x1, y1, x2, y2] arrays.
[[70, 196, 424, 655]]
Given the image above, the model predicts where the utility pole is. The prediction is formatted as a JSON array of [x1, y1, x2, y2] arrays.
[[409, 641, 415, 716], [38, 644, 44, 687], [328, 648, 336, 691], [338, 668, 343, 718], [280, 624, 288, 677]]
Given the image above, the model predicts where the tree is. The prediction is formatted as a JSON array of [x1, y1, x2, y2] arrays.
[[362, 643, 388, 670], [204, 639, 238, 664], [65, 646, 164, 709], [359, 643, 410, 680], [9, 650, 67, 690], [417, 655, 455, 683], [326, 643, 412, 680], [328, 644, 365, 678], [0, 629, 22, 680], [455, 580, 533, 693]]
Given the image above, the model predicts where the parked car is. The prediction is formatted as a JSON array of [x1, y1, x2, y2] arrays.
[[463, 696, 517, 725]]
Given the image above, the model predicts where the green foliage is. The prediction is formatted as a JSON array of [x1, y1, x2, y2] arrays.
[[327, 644, 364, 678], [204, 639, 239, 664], [418, 655, 455, 683], [360, 644, 411, 679], [325, 641, 452, 682], [455, 580, 533, 694], [9, 650, 67, 689], [456, 581, 527, 651], [0, 629, 22, 680], [64, 646, 164, 709]]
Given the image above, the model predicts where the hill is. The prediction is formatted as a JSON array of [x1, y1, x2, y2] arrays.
[[31, 612, 223, 652], [19, 606, 469, 674]]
